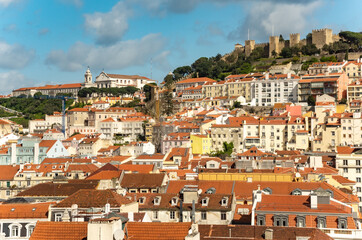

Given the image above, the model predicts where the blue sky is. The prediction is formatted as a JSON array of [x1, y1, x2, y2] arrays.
[[0, 0, 361, 94]]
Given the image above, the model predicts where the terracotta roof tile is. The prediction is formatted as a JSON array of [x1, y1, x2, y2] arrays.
[[29, 221, 87, 240], [54, 189, 133, 208], [120, 173, 166, 189], [125, 222, 191, 240], [17, 180, 99, 197], [0, 202, 52, 219]]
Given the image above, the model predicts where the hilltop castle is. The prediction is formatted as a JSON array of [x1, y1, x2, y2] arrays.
[[235, 28, 340, 57]]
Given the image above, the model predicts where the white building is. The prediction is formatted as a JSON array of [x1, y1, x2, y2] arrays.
[[98, 117, 144, 143], [94, 71, 155, 89], [252, 73, 299, 106], [336, 146, 362, 210], [120, 141, 155, 156]]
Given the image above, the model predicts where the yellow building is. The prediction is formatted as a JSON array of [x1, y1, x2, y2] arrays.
[[191, 134, 212, 155], [199, 172, 294, 182]]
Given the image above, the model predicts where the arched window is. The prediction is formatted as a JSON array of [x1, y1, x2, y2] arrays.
[[26, 224, 35, 237], [9, 224, 21, 237]]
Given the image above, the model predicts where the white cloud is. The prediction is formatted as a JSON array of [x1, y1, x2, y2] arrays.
[[45, 33, 167, 72], [84, 1, 133, 45], [0, 41, 35, 69], [0, 0, 18, 7], [0, 71, 33, 94], [228, 0, 323, 41]]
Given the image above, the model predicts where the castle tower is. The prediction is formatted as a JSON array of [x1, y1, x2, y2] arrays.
[[245, 40, 255, 57], [269, 36, 280, 57], [289, 33, 300, 47], [312, 28, 333, 49], [84, 66, 92, 83]]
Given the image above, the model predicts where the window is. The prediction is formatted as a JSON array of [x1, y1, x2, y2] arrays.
[[274, 215, 288, 227], [257, 214, 265, 226], [343, 160, 348, 166], [357, 160, 361, 166], [221, 212, 227, 220], [291, 189, 302, 195], [11, 225, 20, 237], [201, 212, 207, 220], [338, 217, 348, 229], [27, 224, 35, 237], [343, 168, 348, 173], [357, 168, 361, 173], [55, 213, 63, 222], [170, 211, 176, 220], [317, 216, 326, 228], [296, 216, 305, 227], [221, 197, 228, 206], [331, 131, 335, 136], [357, 187, 361, 192], [153, 211, 158, 219]]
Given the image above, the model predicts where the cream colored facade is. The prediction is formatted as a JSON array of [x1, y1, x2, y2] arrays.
[[336, 149, 362, 209], [348, 81, 362, 102], [340, 112, 362, 147], [344, 61, 362, 80], [225, 79, 252, 102], [202, 81, 227, 98]]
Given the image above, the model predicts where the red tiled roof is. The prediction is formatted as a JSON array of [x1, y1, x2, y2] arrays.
[[0, 202, 53, 219], [125, 222, 191, 240], [0, 165, 19, 180], [54, 189, 133, 208], [29, 221, 87, 240], [176, 77, 216, 85], [86, 170, 122, 180], [332, 175, 356, 185]]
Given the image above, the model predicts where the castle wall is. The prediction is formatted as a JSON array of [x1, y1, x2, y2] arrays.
[[290, 33, 300, 47], [312, 28, 333, 49], [269, 36, 280, 57], [245, 40, 255, 57]]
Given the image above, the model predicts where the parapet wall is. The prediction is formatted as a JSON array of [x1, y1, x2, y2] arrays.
[[241, 28, 338, 57]]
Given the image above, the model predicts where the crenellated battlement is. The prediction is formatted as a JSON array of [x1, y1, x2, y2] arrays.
[[240, 28, 337, 57]]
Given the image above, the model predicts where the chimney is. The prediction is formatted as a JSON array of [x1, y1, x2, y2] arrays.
[[264, 228, 273, 240], [265, 73, 269, 80], [310, 193, 318, 209], [104, 203, 110, 214], [287, 72, 291, 79], [34, 142, 39, 164], [128, 212, 134, 222], [11, 142, 16, 165]]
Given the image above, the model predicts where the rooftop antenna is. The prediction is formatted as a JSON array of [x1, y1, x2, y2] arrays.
[[150, 57, 153, 81], [248, 28, 250, 40], [272, 24, 274, 36]]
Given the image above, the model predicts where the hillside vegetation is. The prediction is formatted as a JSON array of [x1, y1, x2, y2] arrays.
[[165, 31, 362, 82]]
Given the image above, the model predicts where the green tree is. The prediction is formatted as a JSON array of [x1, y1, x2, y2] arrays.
[[191, 57, 213, 78], [307, 95, 316, 106], [339, 98, 347, 104], [280, 47, 292, 58]]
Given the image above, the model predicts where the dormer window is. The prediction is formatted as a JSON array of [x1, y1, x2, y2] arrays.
[[139, 197, 146, 204], [52, 166, 56, 169], [202, 197, 209, 206], [154, 197, 161, 205], [171, 197, 178, 206], [221, 197, 228, 206]]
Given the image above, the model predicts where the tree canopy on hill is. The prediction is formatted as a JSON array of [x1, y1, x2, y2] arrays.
[[0, 97, 69, 120]]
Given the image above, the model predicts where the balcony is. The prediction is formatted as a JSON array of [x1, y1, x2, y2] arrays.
[[321, 228, 362, 239]]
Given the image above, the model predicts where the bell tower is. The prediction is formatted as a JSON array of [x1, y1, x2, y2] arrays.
[[84, 66, 92, 83]]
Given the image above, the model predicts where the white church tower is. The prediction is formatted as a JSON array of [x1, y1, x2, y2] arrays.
[[82, 67, 95, 88]]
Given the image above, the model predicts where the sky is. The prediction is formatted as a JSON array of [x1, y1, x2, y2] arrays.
[[0, 0, 361, 94]]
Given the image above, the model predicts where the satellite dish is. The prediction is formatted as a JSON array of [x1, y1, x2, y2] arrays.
[[113, 229, 124, 240]]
